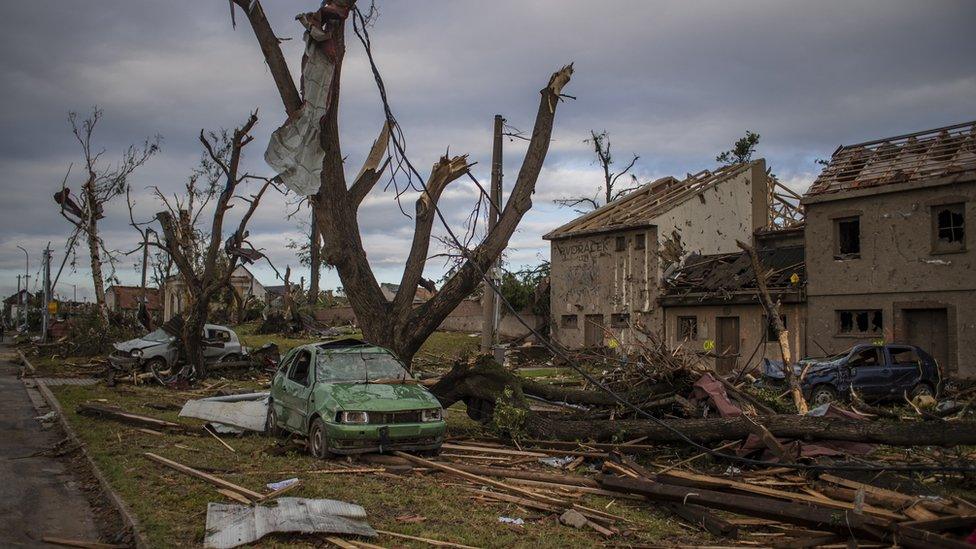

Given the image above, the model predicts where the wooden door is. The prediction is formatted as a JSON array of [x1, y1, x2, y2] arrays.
[[715, 316, 740, 374], [584, 314, 604, 347], [904, 308, 949, 372]]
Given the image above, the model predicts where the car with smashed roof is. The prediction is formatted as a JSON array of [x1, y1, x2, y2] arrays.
[[109, 323, 245, 382], [267, 338, 445, 456]]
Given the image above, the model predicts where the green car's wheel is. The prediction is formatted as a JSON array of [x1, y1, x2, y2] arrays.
[[308, 418, 332, 459], [265, 402, 280, 437]]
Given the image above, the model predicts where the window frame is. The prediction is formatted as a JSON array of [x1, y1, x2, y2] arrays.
[[610, 313, 630, 328], [931, 202, 966, 254], [834, 216, 861, 259], [634, 233, 646, 251], [560, 314, 579, 329], [677, 316, 698, 341], [836, 309, 883, 337], [287, 349, 313, 386], [615, 236, 627, 252]]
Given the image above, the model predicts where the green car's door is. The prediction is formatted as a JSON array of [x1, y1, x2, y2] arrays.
[[279, 349, 314, 432], [270, 349, 297, 427]]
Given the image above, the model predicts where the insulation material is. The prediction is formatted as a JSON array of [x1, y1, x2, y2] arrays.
[[264, 18, 338, 195], [179, 393, 269, 432], [204, 498, 376, 548]]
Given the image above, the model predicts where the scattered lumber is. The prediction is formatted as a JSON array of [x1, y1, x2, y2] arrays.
[[144, 452, 264, 501], [375, 529, 481, 549], [665, 503, 739, 539], [598, 475, 890, 538], [77, 403, 186, 433]]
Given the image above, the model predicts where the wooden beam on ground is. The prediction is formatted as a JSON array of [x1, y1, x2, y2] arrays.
[[375, 529, 481, 549], [666, 503, 739, 539], [144, 452, 263, 501], [78, 403, 185, 433]]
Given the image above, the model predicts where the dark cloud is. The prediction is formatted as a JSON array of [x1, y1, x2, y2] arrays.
[[1, 0, 974, 299]]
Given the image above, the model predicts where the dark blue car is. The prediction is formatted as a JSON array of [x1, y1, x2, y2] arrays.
[[763, 344, 942, 406], [800, 344, 942, 406]]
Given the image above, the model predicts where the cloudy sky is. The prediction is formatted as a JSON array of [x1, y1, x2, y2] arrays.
[[1, 0, 973, 302]]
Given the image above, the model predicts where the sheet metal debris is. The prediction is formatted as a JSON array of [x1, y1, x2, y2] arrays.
[[180, 392, 269, 433], [204, 497, 376, 549]]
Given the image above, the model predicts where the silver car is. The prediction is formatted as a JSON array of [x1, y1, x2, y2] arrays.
[[109, 324, 245, 376]]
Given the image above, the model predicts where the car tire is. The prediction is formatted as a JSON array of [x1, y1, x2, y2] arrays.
[[810, 385, 838, 406], [146, 357, 174, 385], [308, 418, 332, 459], [910, 383, 935, 400], [265, 402, 281, 437]]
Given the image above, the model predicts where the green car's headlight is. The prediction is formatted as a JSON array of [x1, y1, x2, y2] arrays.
[[340, 411, 369, 424], [422, 408, 443, 422]]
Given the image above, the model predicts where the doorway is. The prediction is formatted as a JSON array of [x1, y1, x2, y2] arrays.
[[903, 308, 949, 373], [715, 316, 740, 374], [583, 314, 605, 347]]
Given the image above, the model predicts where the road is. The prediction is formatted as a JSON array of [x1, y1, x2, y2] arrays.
[[0, 343, 102, 547]]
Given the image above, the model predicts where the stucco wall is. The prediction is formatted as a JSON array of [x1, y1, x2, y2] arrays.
[[549, 227, 658, 348], [548, 162, 770, 349], [804, 177, 976, 378], [663, 302, 806, 374]]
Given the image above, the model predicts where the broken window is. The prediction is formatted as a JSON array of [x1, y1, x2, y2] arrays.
[[615, 236, 627, 252], [634, 233, 646, 250], [889, 346, 920, 366], [610, 313, 630, 328], [835, 216, 861, 258], [765, 314, 787, 342], [561, 314, 578, 329], [288, 350, 312, 386], [837, 309, 882, 335], [678, 316, 698, 341], [849, 347, 882, 368], [932, 203, 965, 253]]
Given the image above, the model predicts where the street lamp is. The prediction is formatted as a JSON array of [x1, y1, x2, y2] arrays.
[[16, 245, 28, 331]]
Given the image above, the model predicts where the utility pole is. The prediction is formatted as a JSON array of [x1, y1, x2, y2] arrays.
[[481, 114, 504, 354], [15, 275, 21, 329], [41, 244, 51, 340], [17, 245, 28, 333]]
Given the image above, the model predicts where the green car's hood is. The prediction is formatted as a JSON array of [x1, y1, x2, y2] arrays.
[[318, 382, 440, 412]]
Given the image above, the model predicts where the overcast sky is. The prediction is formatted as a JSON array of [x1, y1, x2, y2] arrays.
[[1, 0, 973, 302]]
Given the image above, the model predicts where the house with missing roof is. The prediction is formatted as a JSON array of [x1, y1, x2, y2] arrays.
[[802, 121, 976, 379], [544, 160, 772, 348], [660, 227, 806, 374]]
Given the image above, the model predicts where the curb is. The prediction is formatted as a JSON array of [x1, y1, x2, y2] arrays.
[[19, 351, 150, 549]]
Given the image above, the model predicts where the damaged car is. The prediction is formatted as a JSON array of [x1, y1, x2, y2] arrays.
[[109, 324, 245, 383], [267, 338, 445, 457], [762, 343, 941, 405]]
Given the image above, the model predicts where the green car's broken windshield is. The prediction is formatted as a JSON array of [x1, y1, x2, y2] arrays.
[[315, 352, 412, 383]]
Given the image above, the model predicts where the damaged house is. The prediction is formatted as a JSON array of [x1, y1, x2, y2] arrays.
[[545, 160, 772, 348], [660, 227, 806, 373], [802, 120, 976, 379]]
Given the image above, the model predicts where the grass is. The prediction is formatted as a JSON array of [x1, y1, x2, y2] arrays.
[[50, 379, 692, 548]]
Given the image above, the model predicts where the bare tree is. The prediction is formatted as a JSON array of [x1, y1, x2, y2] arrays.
[[149, 112, 277, 379], [230, 0, 572, 366], [54, 107, 160, 320], [554, 130, 639, 213]]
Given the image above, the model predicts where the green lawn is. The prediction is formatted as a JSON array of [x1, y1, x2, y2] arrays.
[[51, 381, 692, 548]]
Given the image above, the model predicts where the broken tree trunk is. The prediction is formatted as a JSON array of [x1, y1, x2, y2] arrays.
[[737, 239, 807, 414], [429, 359, 976, 447]]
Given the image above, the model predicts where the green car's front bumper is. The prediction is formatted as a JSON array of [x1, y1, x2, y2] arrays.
[[325, 420, 446, 455]]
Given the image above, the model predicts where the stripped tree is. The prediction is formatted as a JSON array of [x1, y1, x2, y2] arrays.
[[554, 130, 640, 212], [229, 0, 573, 366], [54, 107, 160, 320], [148, 112, 277, 379]]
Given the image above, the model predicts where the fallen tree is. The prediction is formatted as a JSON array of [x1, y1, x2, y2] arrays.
[[430, 359, 976, 447]]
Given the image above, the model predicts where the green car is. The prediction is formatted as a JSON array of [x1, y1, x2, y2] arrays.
[[267, 338, 445, 457]]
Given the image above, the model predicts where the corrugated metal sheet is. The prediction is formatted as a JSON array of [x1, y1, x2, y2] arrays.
[[204, 498, 376, 548], [179, 394, 269, 432]]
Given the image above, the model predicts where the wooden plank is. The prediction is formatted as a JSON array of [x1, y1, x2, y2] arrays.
[[392, 451, 568, 507], [40, 538, 126, 549], [660, 470, 903, 521], [819, 473, 958, 515], [600, 475, 889, 538], [666, 503, 738, 539], [441, 443, 547, 458], [434, 462, 599, 488], [216, 488, 253, 505], [901, 515, 976, 532], [144, 452, 263, 500], [375, 529, 481, 549]]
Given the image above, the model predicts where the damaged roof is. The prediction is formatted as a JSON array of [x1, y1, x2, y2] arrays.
[[663, 244, 805, 302], [806, 120, 976, 197], [544, 161, 757, 240]]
